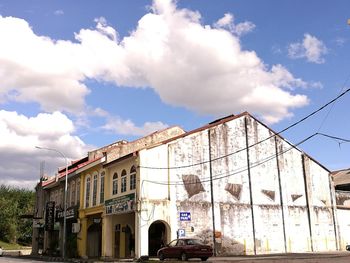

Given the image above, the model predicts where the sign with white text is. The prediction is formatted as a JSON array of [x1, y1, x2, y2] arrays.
[[179, 212, 191, 221], [105, 193, 135, 215]]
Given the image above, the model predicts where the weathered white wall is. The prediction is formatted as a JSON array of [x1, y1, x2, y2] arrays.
[[337, 208, 350, 250], [138, 114, 338, 256]]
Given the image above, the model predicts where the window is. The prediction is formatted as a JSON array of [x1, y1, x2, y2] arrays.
[[112, 173, 118, 195], [92, 174, 98, 206], [130, 166, 136, 190], [85, 177, 91, 208], [71, 181, 76, 206], [100, 171, 105, 204], [60, 188, 64, 207], [121, 169, 127, 193], [76, 179, 80, 206]]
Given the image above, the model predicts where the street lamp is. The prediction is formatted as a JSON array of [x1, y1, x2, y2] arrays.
[[35, 146, 68, 259]]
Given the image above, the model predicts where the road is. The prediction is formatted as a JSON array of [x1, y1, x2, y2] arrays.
[[1, 252, 350, 262]]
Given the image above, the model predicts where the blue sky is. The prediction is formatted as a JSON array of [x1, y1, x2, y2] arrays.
[[0, 0, 349, 188]]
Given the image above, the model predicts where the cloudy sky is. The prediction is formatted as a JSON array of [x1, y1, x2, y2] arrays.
[[1, 0, 349, 189]]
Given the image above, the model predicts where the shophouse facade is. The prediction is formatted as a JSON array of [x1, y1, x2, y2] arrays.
[[77, 126, 185, 259], [33, 112, 342, 259], [32, 157, 86, 257]]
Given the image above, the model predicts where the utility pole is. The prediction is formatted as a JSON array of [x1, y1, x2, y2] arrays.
[[208, 129, 217, 256]]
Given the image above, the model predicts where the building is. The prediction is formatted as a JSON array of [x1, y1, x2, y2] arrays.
[[331, 168, 350, 250], [77, 126, 185, 259], [32, 157, 87, 257], [135, 112, 338, 255], [33, 112, 342, 259]]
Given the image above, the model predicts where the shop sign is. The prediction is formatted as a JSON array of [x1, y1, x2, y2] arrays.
[[45, 201, 55, 231], [56, 205, 78, 221], [179, 212, 191, 221], [105, 193, 135, 215]]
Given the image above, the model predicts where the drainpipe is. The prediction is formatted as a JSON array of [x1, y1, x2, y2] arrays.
[[244, 116, 257, 255], [328, 174, 339, 250], [301, 154, 314, 252], [274, 136, 287, 252], [208, 129, 217, 256]]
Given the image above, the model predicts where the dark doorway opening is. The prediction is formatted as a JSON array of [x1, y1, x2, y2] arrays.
[[148, 221, 167, 256], [87, 222, 102, 258]]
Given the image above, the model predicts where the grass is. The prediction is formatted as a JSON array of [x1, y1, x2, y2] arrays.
[[0, 240, 30, 250]]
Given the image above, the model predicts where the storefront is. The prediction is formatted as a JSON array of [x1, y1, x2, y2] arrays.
[[56, 205, 79, 258], [104, 193, 136, 258]]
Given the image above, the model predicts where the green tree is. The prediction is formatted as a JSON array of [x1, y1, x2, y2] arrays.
[[0, 185, 35, 245]]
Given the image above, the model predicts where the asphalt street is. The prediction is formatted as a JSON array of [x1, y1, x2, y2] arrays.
[[1, 252, 350, 263]]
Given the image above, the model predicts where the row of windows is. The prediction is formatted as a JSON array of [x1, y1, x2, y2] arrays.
[[85, 166, 136, 208], [112, 166, 136, 195], [50, 178, 80, 208], [86, 171, 105, 208]]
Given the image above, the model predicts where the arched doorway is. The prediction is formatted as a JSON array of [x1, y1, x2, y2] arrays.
[[124, 225, 134, 258], [87, 222, 102, 258], [148, 221, 169, 256]]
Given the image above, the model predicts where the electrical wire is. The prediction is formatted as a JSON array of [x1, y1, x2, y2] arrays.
[[317, 74, 350, 133], [141, 133, 317, 186], [139, 87, 350, 170]]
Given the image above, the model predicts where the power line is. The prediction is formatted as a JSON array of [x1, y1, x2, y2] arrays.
[[317, 73, 350, 132], [139, 87, 350, 170], [142, 133, 317, 186], [317, 133, 350, 143]]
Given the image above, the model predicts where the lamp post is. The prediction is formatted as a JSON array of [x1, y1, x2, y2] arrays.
[[35, 146, 68, 259]]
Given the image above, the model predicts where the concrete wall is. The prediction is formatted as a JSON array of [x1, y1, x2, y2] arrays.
[[337, 208, 350, 250], [139, 114, 337, 256]]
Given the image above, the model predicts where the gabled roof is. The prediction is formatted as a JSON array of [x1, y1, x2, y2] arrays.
[[332, 168, 350, 186], [144, 111, 330, 172], [42, 156, 103, 188]]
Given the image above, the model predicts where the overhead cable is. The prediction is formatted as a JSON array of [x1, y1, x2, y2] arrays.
[[139, 87, 350, 170]]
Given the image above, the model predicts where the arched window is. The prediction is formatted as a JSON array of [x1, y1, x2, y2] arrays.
[[130, 166, 136, 190], [76, 178, 81, 205], [121, 169, 127, 193], [71, 181, 76, 206], [100, 171, 105, 204], [92, 174, 98, 206], [112, 173, 118, 195], [85, 176, 91, 208]]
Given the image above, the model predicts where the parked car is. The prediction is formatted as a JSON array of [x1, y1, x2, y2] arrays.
[[0, 246, 3, 256], [157, 238, 213, 261], [346, 244, 350, 251]]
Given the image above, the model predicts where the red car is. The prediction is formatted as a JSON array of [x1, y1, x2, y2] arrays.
[[157, 238, 213, 261]]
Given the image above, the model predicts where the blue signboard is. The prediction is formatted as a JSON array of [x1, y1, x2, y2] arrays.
[[179, 212, 191, 221]]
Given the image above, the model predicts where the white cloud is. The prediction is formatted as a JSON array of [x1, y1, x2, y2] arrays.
[[288, 33, 328, 64], [102, 116, 169, 136], [0, 110, 92, 187], [214, 13, 255, 36], [54, 10, 64, 16], [0, 0, 311, 124]]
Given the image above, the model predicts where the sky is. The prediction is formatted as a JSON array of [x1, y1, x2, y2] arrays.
[[0, 0, 350, 189]]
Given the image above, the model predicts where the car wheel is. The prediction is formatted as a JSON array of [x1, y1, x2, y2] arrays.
[[201, 257, 208, 261], [159, 252, 165, 261], [181, 252, 187, 261]]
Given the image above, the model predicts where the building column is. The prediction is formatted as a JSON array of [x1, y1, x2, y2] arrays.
[[103, 215, 113, 258], [77, 217, 87, 258]]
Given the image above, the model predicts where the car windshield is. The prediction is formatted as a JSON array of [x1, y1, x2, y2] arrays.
[[186, 239, 204, 245]]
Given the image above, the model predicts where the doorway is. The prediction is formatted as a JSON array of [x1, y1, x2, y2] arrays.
[[124, 225, 134, 258], [87, 222, 102, 258], [148, 221, 168, 256]]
